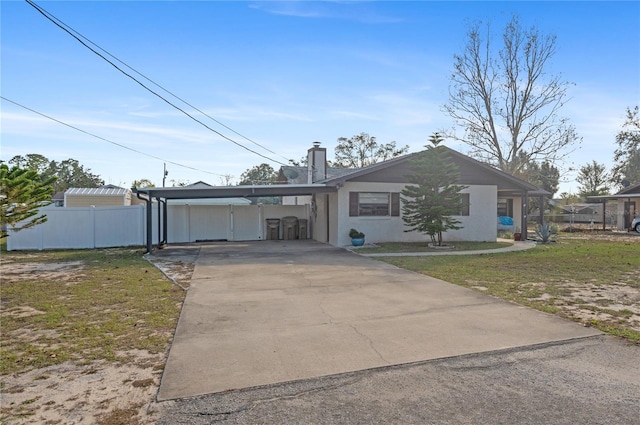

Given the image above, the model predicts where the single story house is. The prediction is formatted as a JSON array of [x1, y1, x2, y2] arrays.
[[132, 144, 549, 251], [134, 144, 546, 252], [588, 183, 640, 231], [279, 144, 546, 247]]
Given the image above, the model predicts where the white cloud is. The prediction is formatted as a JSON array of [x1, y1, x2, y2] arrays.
[[249, 1, 403, 24]]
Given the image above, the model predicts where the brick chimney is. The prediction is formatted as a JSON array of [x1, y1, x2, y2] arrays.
[[307, 141, 327, 183]]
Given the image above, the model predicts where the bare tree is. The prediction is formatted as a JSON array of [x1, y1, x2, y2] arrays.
[[334, 133, 409, 168], [444, 15, 579, 174], [218, 174, 235, 186]]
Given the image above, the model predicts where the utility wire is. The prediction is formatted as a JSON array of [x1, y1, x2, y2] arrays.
[[24, 0, 291, 164], [24, 0, 289, 166], [1, 96, 229, 178]]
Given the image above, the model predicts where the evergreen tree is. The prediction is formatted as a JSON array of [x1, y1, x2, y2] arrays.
[[239, 163, 280, 204], [612, 106, 640, 187], [576, 161, 610, 197], [401, 133, 468, 246], [9, 154, 103, 192], [0, 164, 56, 238]]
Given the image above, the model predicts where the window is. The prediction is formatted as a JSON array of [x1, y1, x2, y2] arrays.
[[349, 192, 400, 217], [497, 198, 513, 217], [459, 193, 470, 216]]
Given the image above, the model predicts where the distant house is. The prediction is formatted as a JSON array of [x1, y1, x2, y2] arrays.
[[588, 183, 640, 231], [64, 185, 132, 207], [52, 191, 65, 207]]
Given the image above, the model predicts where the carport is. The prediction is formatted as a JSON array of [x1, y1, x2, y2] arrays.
[[132, 184, 338, 253]]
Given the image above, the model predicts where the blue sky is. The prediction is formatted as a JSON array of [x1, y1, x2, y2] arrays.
[[2, 1, 639, 194]]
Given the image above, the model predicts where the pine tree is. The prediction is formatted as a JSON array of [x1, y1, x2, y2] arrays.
[[401, 133, 468, 246], [1, 164, 56, 238]]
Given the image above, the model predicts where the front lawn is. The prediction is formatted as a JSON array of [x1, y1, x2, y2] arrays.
[[375, 234, 640, 342], [0, 248, 185, 375]]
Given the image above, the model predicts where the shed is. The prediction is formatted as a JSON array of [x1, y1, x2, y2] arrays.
[[64, 186, 132, 207]]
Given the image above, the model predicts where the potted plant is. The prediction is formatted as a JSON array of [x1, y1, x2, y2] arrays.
[[513, 227, 522, 241], [349, 228, 365, 246]]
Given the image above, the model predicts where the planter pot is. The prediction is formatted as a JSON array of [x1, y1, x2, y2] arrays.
[[514, 233, 522, 241], [351, 237, 365, 247]]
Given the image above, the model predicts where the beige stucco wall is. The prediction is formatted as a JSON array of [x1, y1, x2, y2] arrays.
[[333, 182, 499, 247], [65, 194, 130, 207]]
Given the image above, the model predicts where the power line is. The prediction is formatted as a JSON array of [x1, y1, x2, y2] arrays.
[[65, 20, 292, 164], [23, 0, 291, 164], [1, 96, 230, 178], [24, 0, 289, 166]]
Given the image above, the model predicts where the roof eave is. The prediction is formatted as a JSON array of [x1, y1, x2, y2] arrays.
[[132, 184, 338, 200]]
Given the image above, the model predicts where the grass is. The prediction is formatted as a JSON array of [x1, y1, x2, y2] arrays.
[[374, 235, 640, 342], [0, 248, 185, 375], [1, 235, 637, 380], [356, 240, 513, 253]]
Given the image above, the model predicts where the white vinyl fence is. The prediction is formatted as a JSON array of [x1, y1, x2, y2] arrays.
[[7, 204, 310, 251]]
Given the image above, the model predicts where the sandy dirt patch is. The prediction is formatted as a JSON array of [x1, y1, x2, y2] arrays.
[[0, 250, 194, 425], [0, 261, 86, 283], [1, 351, 168, 425]]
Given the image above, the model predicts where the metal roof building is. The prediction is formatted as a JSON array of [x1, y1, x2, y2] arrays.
[[64, 186, 132, 207]]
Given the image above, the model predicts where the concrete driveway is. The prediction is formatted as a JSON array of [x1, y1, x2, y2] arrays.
[[157, 240, 600, 401]]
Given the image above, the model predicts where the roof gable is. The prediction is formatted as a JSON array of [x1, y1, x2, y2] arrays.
[[322, 147, 542, 192], [184, 181, 213, 188], [618, 183, 640, 195]]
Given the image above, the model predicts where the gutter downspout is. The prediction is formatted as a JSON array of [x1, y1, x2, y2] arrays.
[[156, 197, 163, 249]]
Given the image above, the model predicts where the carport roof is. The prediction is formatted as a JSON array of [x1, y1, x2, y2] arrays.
[[587, 183, 640, 202], [132, 183, 337, 200]]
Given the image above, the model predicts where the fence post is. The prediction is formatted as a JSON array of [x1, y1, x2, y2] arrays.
[[139, 204, 145, 245], [90, 206, 96, 248]]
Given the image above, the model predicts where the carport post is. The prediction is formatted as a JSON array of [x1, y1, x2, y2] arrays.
[[156, 197, 163, 249], [522, 191, 529, 240], [539, 194, 545, 225], [134, 190, 153, 254], [163, 198, 168, 245]]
